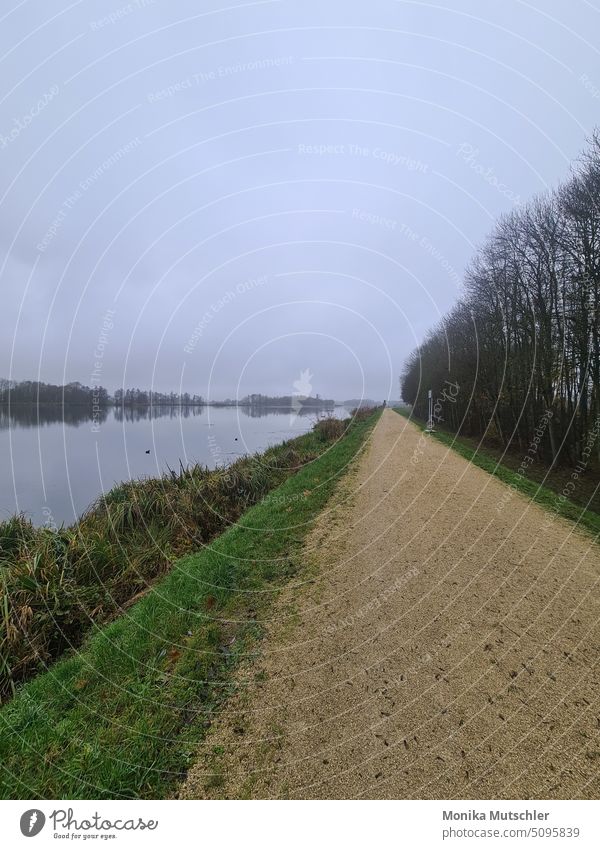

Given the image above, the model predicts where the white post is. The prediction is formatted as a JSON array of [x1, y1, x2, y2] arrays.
[[426, 389, 435, 432]]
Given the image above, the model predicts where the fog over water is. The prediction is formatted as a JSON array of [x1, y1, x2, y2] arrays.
[[1, 2, 599, 403]]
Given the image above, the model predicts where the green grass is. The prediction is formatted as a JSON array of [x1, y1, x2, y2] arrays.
[[393, 407, 600, 539], [0, 411, 378, 799], [0, 428, 340, 701]]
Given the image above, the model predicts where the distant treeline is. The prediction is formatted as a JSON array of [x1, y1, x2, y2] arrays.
[[0, 381, 335, 410], [113, 388, 204, 406], [401, 132, 600, 466], [0, 381, 203, 407], [0, 379, 108, 405]]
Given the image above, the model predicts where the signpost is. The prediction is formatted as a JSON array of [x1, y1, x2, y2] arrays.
[[425, 389, 435, 433]]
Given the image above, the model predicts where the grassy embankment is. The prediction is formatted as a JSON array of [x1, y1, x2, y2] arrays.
[[0, 410, 378, 799], [394, 406, 600, 538], [0, 419, 353, 700]]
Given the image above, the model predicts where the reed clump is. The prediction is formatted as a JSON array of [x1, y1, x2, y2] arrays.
[[313, 416, 348, 442]]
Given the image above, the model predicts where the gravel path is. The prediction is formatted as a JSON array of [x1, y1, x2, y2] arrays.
[[179, 410, 600, 799]]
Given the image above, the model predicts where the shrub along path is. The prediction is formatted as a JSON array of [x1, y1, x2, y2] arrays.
[[180, 409, 600, 799], [0, 413, 377, 799]]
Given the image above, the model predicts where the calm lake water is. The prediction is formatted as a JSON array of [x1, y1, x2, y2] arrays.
[[0, 405, 344, 527]]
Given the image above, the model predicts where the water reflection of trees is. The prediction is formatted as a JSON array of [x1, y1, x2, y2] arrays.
[[0, 403, 208, 429], [0, 402, 339, 430], [240, 404, 335, 419], [0, 404, 108, 429], [113, 405, 205, 423]]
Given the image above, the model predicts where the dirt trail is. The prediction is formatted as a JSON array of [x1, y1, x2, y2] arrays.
[[179, 410, 600, 799]]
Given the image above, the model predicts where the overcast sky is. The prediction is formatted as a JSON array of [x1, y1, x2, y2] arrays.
[[1, 0, 599, 401]]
